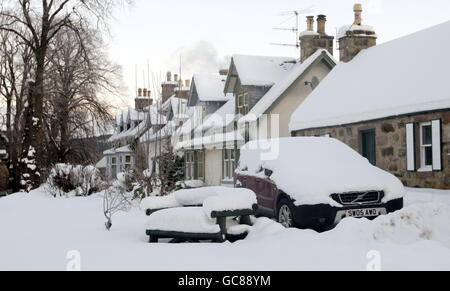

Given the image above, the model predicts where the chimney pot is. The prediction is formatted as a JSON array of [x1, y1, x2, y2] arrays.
[[354, 4, 363, 26], [185, 79, 191, 88], [143, 88, 147, 97], [317, 15, 327, 35], [306, 16, 314, 31], [138, 88, 142, 97], [148, 90, 151, 97], [167, 71, 172, 82], [174, 74, 179, 82], [219, 69, 229, 76]]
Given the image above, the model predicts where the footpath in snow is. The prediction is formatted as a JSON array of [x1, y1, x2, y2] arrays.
[[0, 187, 449, 271]]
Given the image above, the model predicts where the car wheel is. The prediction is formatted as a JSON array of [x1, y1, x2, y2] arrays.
[[277, 199, 295, 228]]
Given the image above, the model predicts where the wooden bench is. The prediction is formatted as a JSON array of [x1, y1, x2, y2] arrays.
[[141, 187, 258, 243], [145, 205, 258, 243]]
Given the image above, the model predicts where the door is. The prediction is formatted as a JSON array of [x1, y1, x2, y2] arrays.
[[361, 129, 376, 166]]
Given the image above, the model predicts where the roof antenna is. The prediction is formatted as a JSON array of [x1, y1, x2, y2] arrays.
[[270, 6, 315, 53]]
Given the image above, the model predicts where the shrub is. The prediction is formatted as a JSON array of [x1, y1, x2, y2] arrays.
[[46, 164, 104, 197]]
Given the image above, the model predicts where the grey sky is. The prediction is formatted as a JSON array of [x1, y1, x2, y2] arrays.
[[108, 0, 450, 108]]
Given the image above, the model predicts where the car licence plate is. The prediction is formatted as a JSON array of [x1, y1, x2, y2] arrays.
[[346, 208, 383, 218]]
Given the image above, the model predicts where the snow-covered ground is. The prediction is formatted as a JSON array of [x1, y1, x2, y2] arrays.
[[0, 187, 449, 271]]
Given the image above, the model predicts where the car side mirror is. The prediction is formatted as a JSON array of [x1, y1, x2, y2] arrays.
[[264, 169, 273, 177]]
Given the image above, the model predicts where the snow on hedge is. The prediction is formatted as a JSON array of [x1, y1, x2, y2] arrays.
[[146, 207, 221, 234], [237, 137, 405, 206]]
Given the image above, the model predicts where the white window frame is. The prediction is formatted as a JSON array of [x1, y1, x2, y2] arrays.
[[185, 152, 195, 180], [237, 93, 249, 116], [125, 155, 132, 171], [111, 157, 117, 178], [197, 150, 205, 181], [419, 122, 433, 172], [223, 149, 236, 180]]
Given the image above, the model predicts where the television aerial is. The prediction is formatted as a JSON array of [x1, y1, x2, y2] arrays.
[[270, 6, 315, 49]]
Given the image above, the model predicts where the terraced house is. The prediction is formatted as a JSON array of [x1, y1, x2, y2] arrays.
[[175, 13, 338, 186]]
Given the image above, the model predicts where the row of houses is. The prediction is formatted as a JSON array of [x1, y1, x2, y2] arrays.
[[101, 4, 449, 190]]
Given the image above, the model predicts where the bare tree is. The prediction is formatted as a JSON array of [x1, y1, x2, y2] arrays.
[[0, 0, 132, 191], [43, 26, 121, 165], [0, 29, 33, 191]]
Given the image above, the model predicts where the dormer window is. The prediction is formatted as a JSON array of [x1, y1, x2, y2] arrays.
[[237, 93, 249, 116]]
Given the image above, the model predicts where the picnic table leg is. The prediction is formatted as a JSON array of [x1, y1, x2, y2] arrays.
[[240, 215, 252, 226], [149, 235, 158, 243], [216, 217, 227, 243]]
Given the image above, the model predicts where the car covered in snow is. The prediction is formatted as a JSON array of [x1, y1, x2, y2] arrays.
[[235, 137, 405, 230]]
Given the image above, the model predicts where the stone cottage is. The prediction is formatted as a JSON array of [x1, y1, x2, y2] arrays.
[[290, 10, 450, 189]]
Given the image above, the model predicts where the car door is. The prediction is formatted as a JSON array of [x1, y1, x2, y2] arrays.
[[255, 177, 277, 212]]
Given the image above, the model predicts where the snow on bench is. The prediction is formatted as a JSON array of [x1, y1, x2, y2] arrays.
[[146, 207, 221, 234], [143, 187, 258, 243], [140, 186, 252, 214], [203, 188, 258, 218]]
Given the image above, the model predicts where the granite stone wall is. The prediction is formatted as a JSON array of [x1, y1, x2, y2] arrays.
[[293, 110, 450, 189]]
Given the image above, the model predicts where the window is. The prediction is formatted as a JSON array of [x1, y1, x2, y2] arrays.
[[125, 155, 132, 171], [185, 152, 195, 180], [197, 151, 205, 181], [419, 122, 433, 170], [119, 156, 124, 171], [111, 157, 117, 178], [223, 149, 236, 180], [237, 93, 249, 116]]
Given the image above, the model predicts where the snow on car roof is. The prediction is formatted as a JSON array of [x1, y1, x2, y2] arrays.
[[237, 137, 405, 206], [290, 21, 450, 132]]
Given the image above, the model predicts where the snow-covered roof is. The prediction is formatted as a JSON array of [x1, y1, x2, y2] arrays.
[[290, 21, 450, 132], [162, 96, 188, 118], [195, 98, 236, 134], [175, 130, 243, 151], [95, 156, 107, 169], [128, 108, 146, 122], [237, 137, 405, 206], [239, 49, 336, 123], [192, 74, 231, 103], [230, 54, 296, 87], [299, 30, 320, 37], [103, 145, 133, 155]]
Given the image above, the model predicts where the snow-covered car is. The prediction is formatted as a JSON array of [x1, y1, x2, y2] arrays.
[[235, 137, 405, 230]]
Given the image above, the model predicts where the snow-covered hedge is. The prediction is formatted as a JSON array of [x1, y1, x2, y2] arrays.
[[46, 164, 104, 197]]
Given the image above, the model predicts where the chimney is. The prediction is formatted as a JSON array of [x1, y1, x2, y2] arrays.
[[299, 15, 334, 63], [143, 88, 148, 97], [219, 69, 229, 76], [317, 15, 327, 35], [138, 88, 142, 97], [185, 79, 191, 88], [174, 74, 179, 82], [338, 4, 377, 63], [353, 3, 362, 25], [167, 71, 172, 82], [306, 16, 314, 31]]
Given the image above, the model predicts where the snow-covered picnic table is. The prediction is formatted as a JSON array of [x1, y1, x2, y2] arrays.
[[140, 187, 258, 243]]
